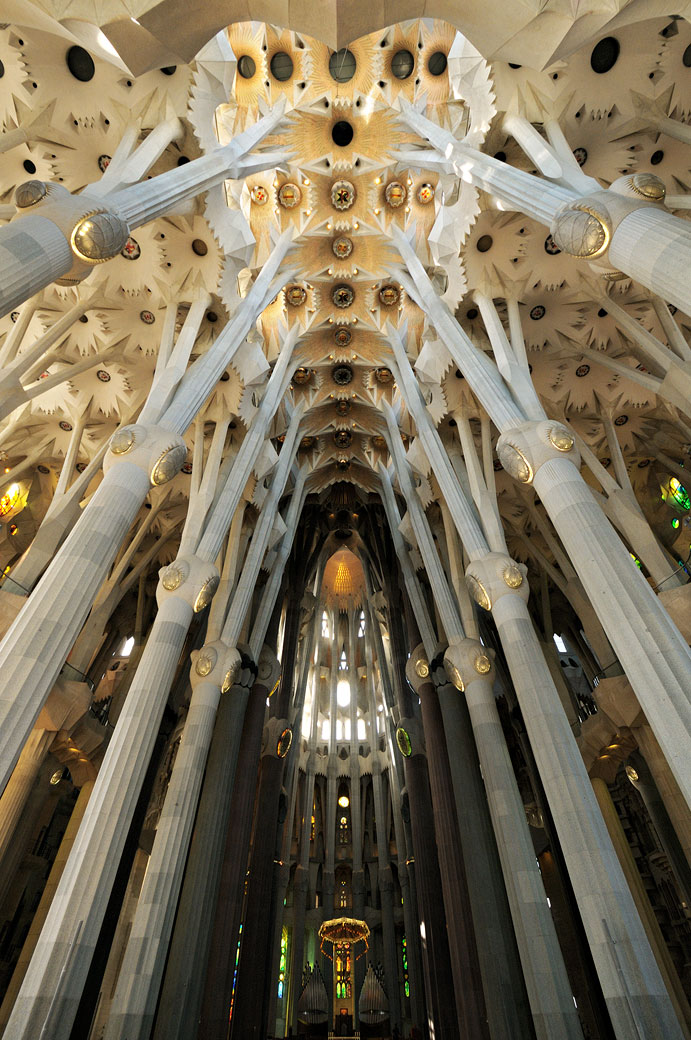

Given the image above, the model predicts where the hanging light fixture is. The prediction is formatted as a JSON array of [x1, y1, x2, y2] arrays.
[[338, 781, 350, 808]]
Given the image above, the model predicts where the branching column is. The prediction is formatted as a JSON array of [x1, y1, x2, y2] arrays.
[[381, 439, 579, 1040], [397, 100, 691, 313], [0, 104, 287, 316], [0, 245, 293, 794], [391, 237, 691, 815]]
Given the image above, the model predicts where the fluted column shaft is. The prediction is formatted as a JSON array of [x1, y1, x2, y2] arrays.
[[531, 456, 691, 810], [103, 674, 237, 1040], [608, 207, 691, 314], [414, 672, 489, 1039], [0, 779, 93, 1031], [0, 215, 73, 317], [152, 680, 251, 1040], [197, 678, 271, 1039], [392, 239, 691, 814], [0, 459, 152, 793], [0, 728, 55, 862], [590, 777, 691, 1035], [435, 677, 538, 1040], [491, 587, 685, 1040], [446, 669, 583, 1040], [385, 592, 459, 1039], [3, 590, 195, 1040]]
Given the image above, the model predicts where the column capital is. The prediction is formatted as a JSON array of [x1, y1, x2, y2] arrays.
[[550, 172, 666, 266], [261, 715, 293, 759], [254, 644, 280, 693], [496, 418, 580, 484], [189, 640, 242, 692], [13, 180, 130, 285], [156, 555, 219, 613], [465, 551, 529, 611], [103, 423, 187, 487], [404, 644, 431, 695], [444, 638, 493, 693]]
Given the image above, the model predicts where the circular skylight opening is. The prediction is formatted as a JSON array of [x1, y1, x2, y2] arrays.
[[332, 121, 354, 146], [590, 37, 620, 74], [329, 48, 356, 82], [270, 51, 294, 81], [66, 45, 95, 82], [476, 234, 493, 252], [428, 51, 448, 76], [237, 55, 256, 79], [392, 49, 415, 79]]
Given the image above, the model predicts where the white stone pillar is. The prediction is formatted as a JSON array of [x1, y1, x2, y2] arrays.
[[102, 424, 305, 1040], [100, 643, 240, 1040], [496, 422, 691, 810], [459, 552, 686, 1040], [391, 235, 691, 813], [383, 414, 582, 1040], [2, 556, 217, 1040], [396, 100, 691, 313], [0, 241, 294, 795], [0, 103, 288, 316], [0, 425, 184, 795], [0, 728, 55, 862]]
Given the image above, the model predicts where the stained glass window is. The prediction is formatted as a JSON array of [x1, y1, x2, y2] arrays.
[[670, 477, 691, 510], [402, 935, 409, 1000], [228, 923, 242, 1022], [0, 484, 19, 517], [335, 943, 352, 998], [277, 927, 287, 999]]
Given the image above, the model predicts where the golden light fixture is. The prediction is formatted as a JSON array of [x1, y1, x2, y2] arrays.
[[318, 917, 370, 959]]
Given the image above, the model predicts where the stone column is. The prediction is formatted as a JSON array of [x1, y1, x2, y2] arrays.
[[2, 559, 217, 1040], [197, 656, 280, 1040], [288, 715, 317, 1034], [391, 233, 691, 813], [384, 582, 459, 1040], [591, 776, 691, 1036], [0, 779, 93, 1031], [0, 425, 184, 795], [366, 593, 425, 1031], [0, 242, 293, 795], [384, 405, 581, 1038], [101, 642, 242, 1040], [364, 619, 401, 1031], [404, 651, 489, 1040], [0, 104, 287, 317], [230, 582, 307, 1038], [460, 553, 686, 1040], [103, 421, 304, 1040], [498, 425, 691, 811], [398, 100, 691, 312], [635, 723, 691, 876], [433, 670, 537, 1040], [0, 728, 55, 862], [151, 665, 254, 1040]]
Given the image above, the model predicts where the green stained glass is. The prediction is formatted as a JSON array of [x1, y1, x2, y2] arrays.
[[670, 477, 690, 510]]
